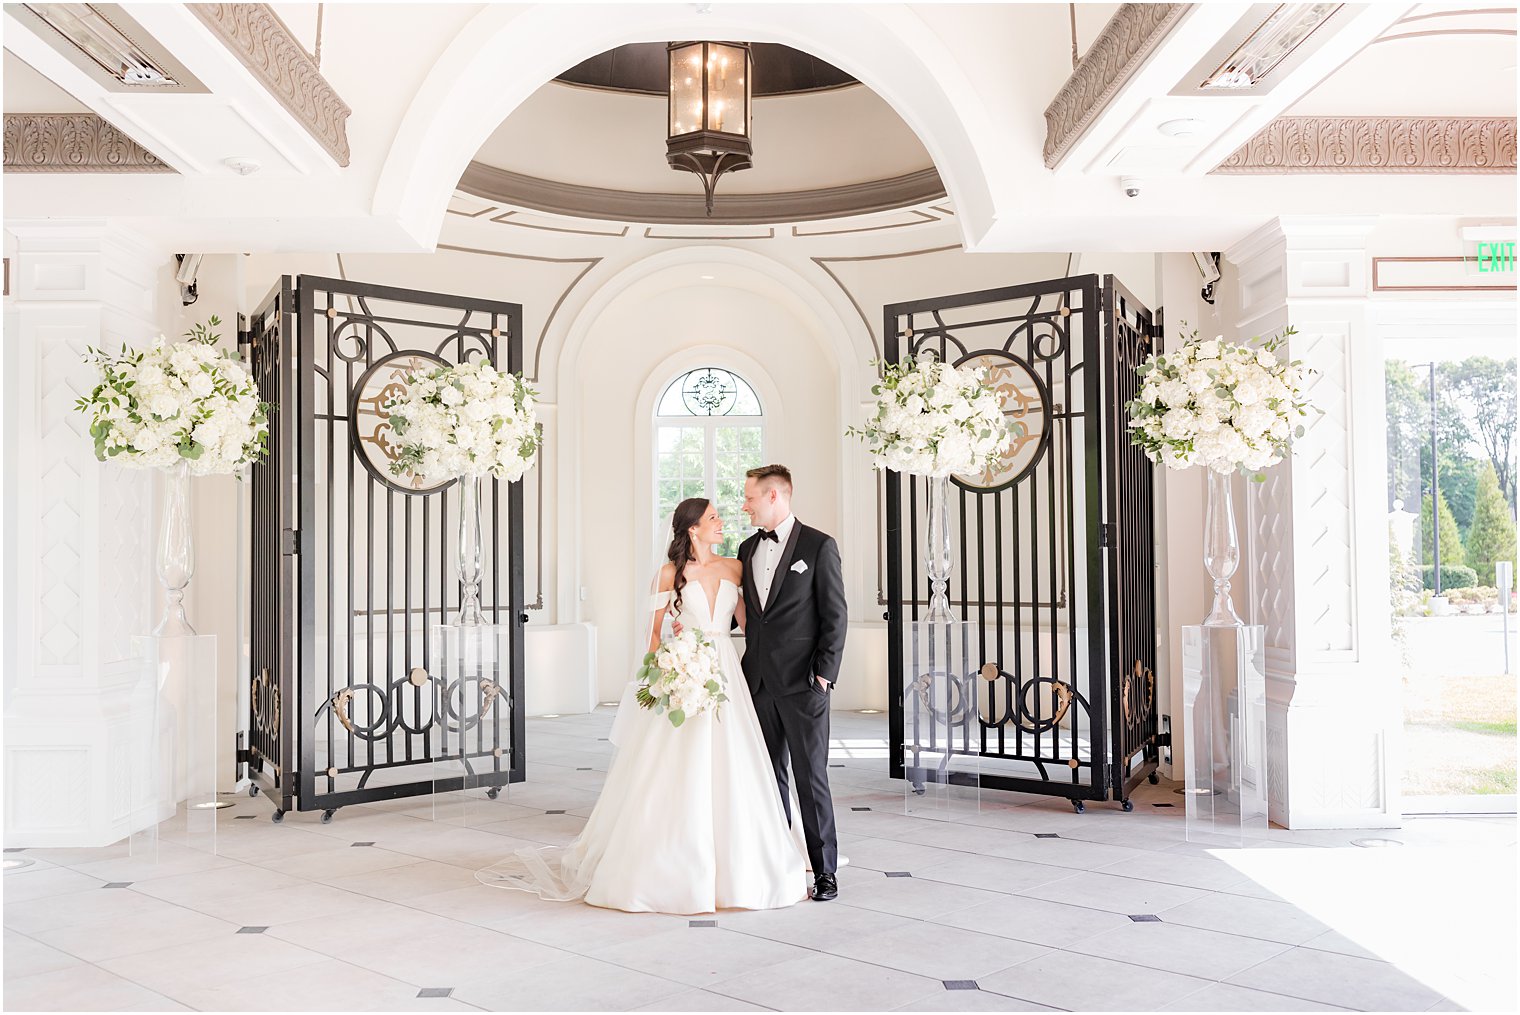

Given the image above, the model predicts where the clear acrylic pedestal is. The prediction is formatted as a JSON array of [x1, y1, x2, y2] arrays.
[[431, 623, 512, 828], [135, 634, 220, 854], [903, 621, 982, 819], [1182, 624, 1268, 845]]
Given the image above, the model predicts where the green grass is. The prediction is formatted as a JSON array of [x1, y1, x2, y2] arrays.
[[1473, 766, 1517, 794], [1451, 719, 1518, 736]]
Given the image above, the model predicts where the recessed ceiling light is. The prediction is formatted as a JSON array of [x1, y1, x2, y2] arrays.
[[223, 156, 261, 176], [700, 274, 715, 280], [1157, 118, 1203, 138], [24, 3, 177, 85]]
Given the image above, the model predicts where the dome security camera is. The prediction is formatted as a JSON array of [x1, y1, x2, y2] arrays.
[[1121, 177, 1142, 198]]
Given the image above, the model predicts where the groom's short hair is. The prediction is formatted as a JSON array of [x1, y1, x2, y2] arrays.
[[747, 464, 792, 494]]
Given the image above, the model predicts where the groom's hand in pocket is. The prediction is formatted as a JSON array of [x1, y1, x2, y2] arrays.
[[814, 676, 830, 692]]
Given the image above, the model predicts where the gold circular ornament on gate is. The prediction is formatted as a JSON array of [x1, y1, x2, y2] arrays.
[[327, 767, 338, 778], [409, 667, 429, 687], [951, 351, 1052, 492], [980, 663, 999, 682], [349, 351, 455, 496], [493, 748, 504, 758], [1068, 759, 1080, 769], [326, 307, 337, 318]]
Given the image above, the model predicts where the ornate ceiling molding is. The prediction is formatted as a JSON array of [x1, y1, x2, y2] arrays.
[[189, 3, 352, 166], [3, 114, 173, 173], [1043, 3, 1188, 169], [1212, 116, 1517, 174], [457, 162, 945, 225]]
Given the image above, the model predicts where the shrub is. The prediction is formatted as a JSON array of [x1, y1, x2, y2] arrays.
[[1421, 564, 1478, 591], [1465, 464, 1517, 587]]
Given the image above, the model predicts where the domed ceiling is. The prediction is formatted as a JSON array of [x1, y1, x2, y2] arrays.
[[460, 43, 942, 224]]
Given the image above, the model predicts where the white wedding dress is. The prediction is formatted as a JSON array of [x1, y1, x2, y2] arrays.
[[478, 578, 809, 914]]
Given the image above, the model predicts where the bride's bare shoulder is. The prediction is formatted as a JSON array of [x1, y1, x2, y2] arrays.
[[656, 562, 677, 591], [717, 556, 744, 580]]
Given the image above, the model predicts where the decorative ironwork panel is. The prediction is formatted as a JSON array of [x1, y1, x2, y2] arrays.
[[244, 280, 295, 810], [886, 276, 1107, 803], [248, 275, 526, 816], [885, 274, 1161, 809], [1104, 276, 1161, 796]]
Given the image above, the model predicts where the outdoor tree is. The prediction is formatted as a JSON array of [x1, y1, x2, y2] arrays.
[[1420, 491, 1467, 568], [1466, 463, 1518, 586], [1441, 356, 1517, 511]]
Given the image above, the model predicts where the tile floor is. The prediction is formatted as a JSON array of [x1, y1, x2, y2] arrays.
[[3, 710, 1515, 1013]]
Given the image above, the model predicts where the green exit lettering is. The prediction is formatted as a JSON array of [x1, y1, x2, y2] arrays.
[[1475, 241, 1516, 273]]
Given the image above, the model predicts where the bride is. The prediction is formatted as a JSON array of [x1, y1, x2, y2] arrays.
[[478, 497, 809, 913]]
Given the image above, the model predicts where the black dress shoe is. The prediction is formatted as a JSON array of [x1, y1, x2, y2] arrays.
[[812, 872, 838, 902]]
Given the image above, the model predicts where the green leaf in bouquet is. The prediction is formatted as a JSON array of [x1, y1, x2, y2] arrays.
[[705, 679, 720, 694], [643, 651, 657, 666], [669, 709, 686, 728]]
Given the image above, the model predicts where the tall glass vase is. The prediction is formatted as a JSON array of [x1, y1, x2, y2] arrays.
[[154, 461, 196, 637], [456, 474, 484, 626], [925, 474, 954, 625], [1203, 469, 1244, 626]]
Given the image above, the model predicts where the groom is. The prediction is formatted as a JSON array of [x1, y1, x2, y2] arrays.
[[738, 465, 848, 901]]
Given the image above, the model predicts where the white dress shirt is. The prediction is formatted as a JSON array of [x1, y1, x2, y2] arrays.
[[753, 513, 797, 606]]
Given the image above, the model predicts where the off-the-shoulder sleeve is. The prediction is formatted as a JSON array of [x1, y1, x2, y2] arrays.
[[648, 590, 673, 611]]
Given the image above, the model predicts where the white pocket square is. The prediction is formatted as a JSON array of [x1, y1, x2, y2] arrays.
[[790, 560, 808, 574]]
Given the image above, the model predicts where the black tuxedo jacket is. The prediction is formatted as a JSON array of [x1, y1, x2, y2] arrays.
[[738, 521, 848, 697]]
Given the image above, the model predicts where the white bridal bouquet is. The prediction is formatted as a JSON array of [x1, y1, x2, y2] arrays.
[[384, 360, 541, 483], [75, 317, 269, 475], [847, 353, 1011, 477], [636, 629, 729, 729], [1127, 328, 1313, 478]]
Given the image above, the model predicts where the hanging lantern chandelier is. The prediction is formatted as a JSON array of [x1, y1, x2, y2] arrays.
[[666, 41, 753, 215]]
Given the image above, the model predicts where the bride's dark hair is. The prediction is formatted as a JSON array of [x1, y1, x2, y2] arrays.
[[666, 497, 712, 616]]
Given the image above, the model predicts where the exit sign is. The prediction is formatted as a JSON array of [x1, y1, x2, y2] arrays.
[[1474, 241, 1516, 273]]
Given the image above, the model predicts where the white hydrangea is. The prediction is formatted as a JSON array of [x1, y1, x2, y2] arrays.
[[75, 317, 269, 476], [383, 360, 541, 483], [847, 353, 1012, 478], [1127, 328, 1314, 478], [636, 629, 728, 728]]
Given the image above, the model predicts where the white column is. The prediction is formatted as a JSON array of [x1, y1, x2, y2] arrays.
[[3, 220, 171, 846], [1225, 216, 1399, 829]]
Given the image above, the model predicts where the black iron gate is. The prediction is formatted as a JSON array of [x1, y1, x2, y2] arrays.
[[243, 276, 526, 821], [885, 273, 1160, 811]]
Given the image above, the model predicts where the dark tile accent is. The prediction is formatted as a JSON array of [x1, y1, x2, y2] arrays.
[[597, 737, 608, 741], [829, 764, 845, 768], [1034, 833, 1060, 839], [417, 988, 454, 999], [688, 919, 716, 928], [234, 815, 256, 820], [3, 848, 26, 853], [1128, 914, 1162, 923], [943, 980, 979, 991], [545, 810, 566, 815], [102, 882, 132, 889], [1153, 803, 1175, 808], [351, 841, 375, 847], [237, 926, 269, 934], [577, 767, 592, 771], [885, 871, 912, 878], [851, 806, 872, 812]]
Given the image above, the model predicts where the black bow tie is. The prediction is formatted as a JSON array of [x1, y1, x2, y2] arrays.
[[758, 529, 779, 543]]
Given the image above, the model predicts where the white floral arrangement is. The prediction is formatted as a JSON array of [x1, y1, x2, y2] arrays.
[[75, 317, 269, 475], [1127, 328, 1312, 477], [636, 629, 729, 729], [847, 353, 1011, 477], [384, 360, 541, 483]]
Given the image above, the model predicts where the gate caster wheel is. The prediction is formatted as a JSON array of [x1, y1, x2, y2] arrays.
[[1071, 799, 1085, 814], [271, 809, 285, 824], [320, 809, 335, 824], [486, 787, 501, 800], [248, 784, 261, 797], [911, 782, 927, 796], [1121, 799, 1135, 812], [1148, 771, 1160, 785]]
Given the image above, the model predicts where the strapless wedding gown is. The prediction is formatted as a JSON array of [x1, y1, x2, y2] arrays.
[[478, 579, 809, 914]]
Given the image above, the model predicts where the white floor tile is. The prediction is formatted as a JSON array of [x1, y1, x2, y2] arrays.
[[452, 953, 688, 1011], [709, 951, 945, 1012], [1158, 982, 1356, 1011], [931, 893, 1134, 949], [2, 964, 184, 1012], [1016, 869, 1206, 914], [1065, 918, 1292, 980], [1159, 891, 1333, 945], [2, 930, 86, 978], [977, 949, 1213, 1011], [592, 925, 815, 987], [1226, 946, 1447, 1011], [826, 921, 1049, 980]]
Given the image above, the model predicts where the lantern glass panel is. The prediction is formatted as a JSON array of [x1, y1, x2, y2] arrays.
[[669, 43, 703, 137], [704, 43, 747, 135]]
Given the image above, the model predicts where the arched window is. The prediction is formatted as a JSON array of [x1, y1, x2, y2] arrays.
[[654, 367, 764, 558]]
